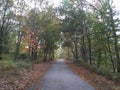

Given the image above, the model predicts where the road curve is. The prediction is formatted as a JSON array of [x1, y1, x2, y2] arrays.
[[40, 59, 95, 90]]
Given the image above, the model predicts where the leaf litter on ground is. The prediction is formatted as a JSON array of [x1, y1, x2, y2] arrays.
[[65, 60, 120, 90], [0, 61, 54, 90]]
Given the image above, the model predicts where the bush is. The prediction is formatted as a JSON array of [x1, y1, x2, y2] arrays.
[[111, 73, 120, 81], [16, 61, 31, 69], [19, 53, 28, 59], [96, 68, 113, 76], [0, 60, 32, 70], [117, 73, 120, 78], [35, 58, 42, 63], [2, 54, 12, 60], [84, 63, 113, 77], [84, 63, 120, 81], [0, 60, 16, 70], [85, 63, 97, 72]]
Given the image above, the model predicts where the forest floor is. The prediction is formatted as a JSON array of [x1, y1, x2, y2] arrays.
[[1, 59, 120, 90], [65, 60, 120, 90], [0, 60, 54, 90]]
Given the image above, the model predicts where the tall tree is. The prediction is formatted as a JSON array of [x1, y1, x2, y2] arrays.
[[0, 0, 14, 59]]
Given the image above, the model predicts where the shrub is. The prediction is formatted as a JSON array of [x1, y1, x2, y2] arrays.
[[111, 73, 120, 81], [84, 63, 97, 72], [117, 73, 120, 78], [35, 58, 42, 63], [96, 67, 113, 77], [16, 61, 31, 69], [84, 63, 120, 81], [0, 60, 16, 70], [19, 53, 28, 59]]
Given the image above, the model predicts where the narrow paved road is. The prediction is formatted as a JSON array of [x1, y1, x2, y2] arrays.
[[40, 59, 95, 90]]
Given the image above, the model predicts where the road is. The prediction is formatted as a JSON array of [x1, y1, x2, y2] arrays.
[[40, 59, 95, 90]]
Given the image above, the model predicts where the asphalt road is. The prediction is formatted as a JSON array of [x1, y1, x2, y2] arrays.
[[40, 59, 95, 90]]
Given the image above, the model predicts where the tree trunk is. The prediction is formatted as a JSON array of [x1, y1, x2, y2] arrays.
[[74, 37, 78, 62], [81, 36, 87, 63], [87, 30, 92, 65], [0, 29, 3, 60], [67, 47, 70, 58], [97, 49, 101, 68], [107, 36, 115, 72], [14, 30, 22, 60], [109, 7, 120, 72]]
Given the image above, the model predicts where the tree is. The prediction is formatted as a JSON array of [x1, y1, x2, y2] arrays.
[[59, 0, 120, 73], [14, 0, 28, 60], [0, 0, 14, 59]]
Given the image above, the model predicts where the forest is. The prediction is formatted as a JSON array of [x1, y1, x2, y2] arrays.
[[0, 0, 120, 90], [59, 0, 120, 74]]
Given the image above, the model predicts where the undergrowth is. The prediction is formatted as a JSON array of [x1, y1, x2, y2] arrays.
[[84, 63, 120, 81], [0, 60, 32, 71]]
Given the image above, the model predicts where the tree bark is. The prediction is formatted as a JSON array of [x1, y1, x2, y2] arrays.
[[87, 33, 92, 65], [97, 49, 101, 68], [74, 37, 78, 62]]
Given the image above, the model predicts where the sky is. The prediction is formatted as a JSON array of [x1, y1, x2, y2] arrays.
[[49, 0, 61, 7], [113, 0, 120, 12], [51, 0, 120, 12], [26, 0, 120, 12]]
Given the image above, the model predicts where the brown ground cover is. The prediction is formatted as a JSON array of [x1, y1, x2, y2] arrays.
[[65, 60, 120, 90], [0, 61, 54, 90]]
